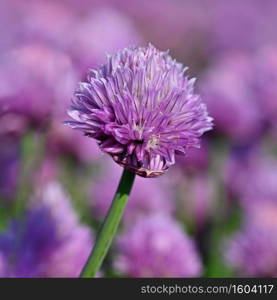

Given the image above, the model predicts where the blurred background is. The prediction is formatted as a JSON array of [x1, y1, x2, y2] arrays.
[[0, 0, 277, 277]]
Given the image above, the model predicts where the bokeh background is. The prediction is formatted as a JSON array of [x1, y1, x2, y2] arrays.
[[1, 0, 277, 277]]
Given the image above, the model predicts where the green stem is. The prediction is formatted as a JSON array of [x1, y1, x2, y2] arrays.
[[80, 168, 136, 277], [14, 132, 46, 215]]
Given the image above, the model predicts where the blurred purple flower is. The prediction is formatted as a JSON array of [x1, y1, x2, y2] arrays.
[[67, 7, 142, 74], [47, 120, 102, 163], [114, 0, 205, 53], [13, 1, 141, 75], [201, 44, 277, 142], [253, 46, 277, 131], [0, 0, 24, 55], [224, 148, 277, 206], [17, 0, 77, 50], [204, 0, 277, 54], [91, 160, 174, 222], [66, 44, 212, 177], [177, 173, 215, 229], [175, 140, 210, 172], [241, 159, 277, 208], [115, 0, 277, 63], [0, 137, 20, 202], [0, 43, 77, 130], [32, 156, 58, 188], [0, 40, 101, 162], [224, 154, 277, 277], [201, 53, 263, 142], [0, 254, 4, 277], [114, 214, 202, 277], [225, 220, 277, 277], [224, 145, 260, 198], [0, 113, 27, 137], [0, 182, 93, 277]]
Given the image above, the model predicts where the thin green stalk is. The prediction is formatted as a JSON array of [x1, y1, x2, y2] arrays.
[[13, 132, 46, 215], [205, 138, 235, 277], [80, 168, 136, 277]]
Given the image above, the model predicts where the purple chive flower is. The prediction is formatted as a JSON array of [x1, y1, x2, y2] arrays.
[[7, 1, 141, 76], [223, 145, 261, 198], [114, 0, 205, 53], [225, 219, 277, 277], [0, 182, 93, 277], [201, 46, 277, 142], [224, 147, 277, 206], [241, 159, 277, 209], [67, 7, 142, 73], [200, 52, 263, 142], [224, 156, 277, 277], [66, 44, 212, 177], [204, 0, 277, 54], [114, 214, 202, 277], [91, 160, 174, 222], [0, 43, 77, 130], [0, 137, 20, 202], [253, 46, 277, 132]]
